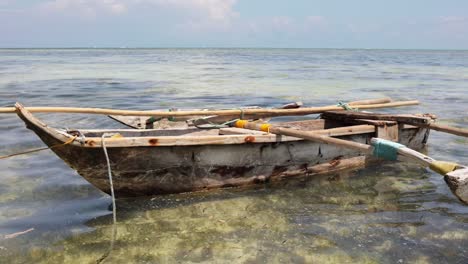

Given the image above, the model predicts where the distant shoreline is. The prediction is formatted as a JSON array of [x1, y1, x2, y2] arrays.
[[0, 47, 467, 51]]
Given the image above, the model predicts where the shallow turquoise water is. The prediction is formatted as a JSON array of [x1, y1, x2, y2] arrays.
[[0, 49, 467, 263]]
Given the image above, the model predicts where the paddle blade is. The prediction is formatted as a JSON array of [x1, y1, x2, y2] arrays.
[[429, 161, 459, 175], [444, 168, 468, 204]]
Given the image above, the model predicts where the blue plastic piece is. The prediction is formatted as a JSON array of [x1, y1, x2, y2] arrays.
[[372, 138, 405, 161]]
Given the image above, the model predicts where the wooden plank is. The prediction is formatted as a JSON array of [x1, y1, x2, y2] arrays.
[[313, 125, 375, 137], [334, 118, 397, 126], [219, 127, 268, 135], [321, 111, 431, 125], [219, 124, 374, 137], [376, 123, 399, 142], [76, 125, 376, 148], [274, 119, 325, 130]]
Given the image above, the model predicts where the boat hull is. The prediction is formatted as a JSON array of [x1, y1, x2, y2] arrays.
[[23, 120, 430, 197]]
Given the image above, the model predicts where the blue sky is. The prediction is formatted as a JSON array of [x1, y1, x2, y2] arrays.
[[1, 0, 467, 49]]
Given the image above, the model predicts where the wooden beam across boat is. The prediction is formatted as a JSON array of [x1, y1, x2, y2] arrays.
[[322, 111, 468, 138], [321, 111, 432, 125]]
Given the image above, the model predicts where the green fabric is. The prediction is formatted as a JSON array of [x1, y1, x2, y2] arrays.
[[167, 108, 175, 122], [145, 116, 162, 124], [372, 138, 405, 161]]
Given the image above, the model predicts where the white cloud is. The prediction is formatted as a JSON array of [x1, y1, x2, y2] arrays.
[[138, 0, 238, 21], [303, 16, 327, 32], [0, 0, 10, 6], [39, 0, 237, 20], [39, 0, 128, 19], [37, 0, 237, 30], [346, 22, 381, 34], [439, 16, 466, 23], [139, 0, 239, 32], [305, 16, 325, 24], [243, 15, 328, 37], [109, 3, 127, 14], [435, 16, 468, 37], [271, 16, 292, 29]]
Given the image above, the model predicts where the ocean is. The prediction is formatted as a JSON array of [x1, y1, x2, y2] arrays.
[[0, 48, 467, 263]]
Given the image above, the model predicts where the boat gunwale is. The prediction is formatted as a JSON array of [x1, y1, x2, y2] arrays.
[[15, 102, 423, 148]]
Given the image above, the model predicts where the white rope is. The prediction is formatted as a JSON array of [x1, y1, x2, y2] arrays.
[[101, 134, 117, 224], [96, 134, 118, 264]]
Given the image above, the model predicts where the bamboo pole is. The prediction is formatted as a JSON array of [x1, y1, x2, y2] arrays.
[[347, 97, 391, 106], [0, 100, 419, 117], [421, 123, 468, 138], [188, 97, 392, 127]]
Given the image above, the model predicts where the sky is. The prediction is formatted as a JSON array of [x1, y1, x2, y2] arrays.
[[0, 0, 467, 49]]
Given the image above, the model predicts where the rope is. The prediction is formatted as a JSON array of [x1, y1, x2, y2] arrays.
[[95, 223, 116, 264], [337, 101, 358, 111], [194, 118, 238, 129], [95, 134, 118, 264], [0, 136, 77, 160], [101, 134, 117, 224], [238, 108, 245, 120]]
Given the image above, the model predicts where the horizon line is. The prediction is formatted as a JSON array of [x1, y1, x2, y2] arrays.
[[0, 47, 467, 51]]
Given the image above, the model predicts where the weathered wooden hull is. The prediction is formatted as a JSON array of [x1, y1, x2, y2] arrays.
[[16, 105, 430, 197]]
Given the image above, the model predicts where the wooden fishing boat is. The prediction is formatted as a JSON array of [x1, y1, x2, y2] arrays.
[[15, 103, 432, 197]]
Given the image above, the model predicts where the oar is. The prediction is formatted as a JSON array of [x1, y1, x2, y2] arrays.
[[0, 100, 419, 117], [233, 120, 468, 204]]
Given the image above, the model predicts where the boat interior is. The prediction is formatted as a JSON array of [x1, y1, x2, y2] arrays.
[[65, 119, 332, 138]]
